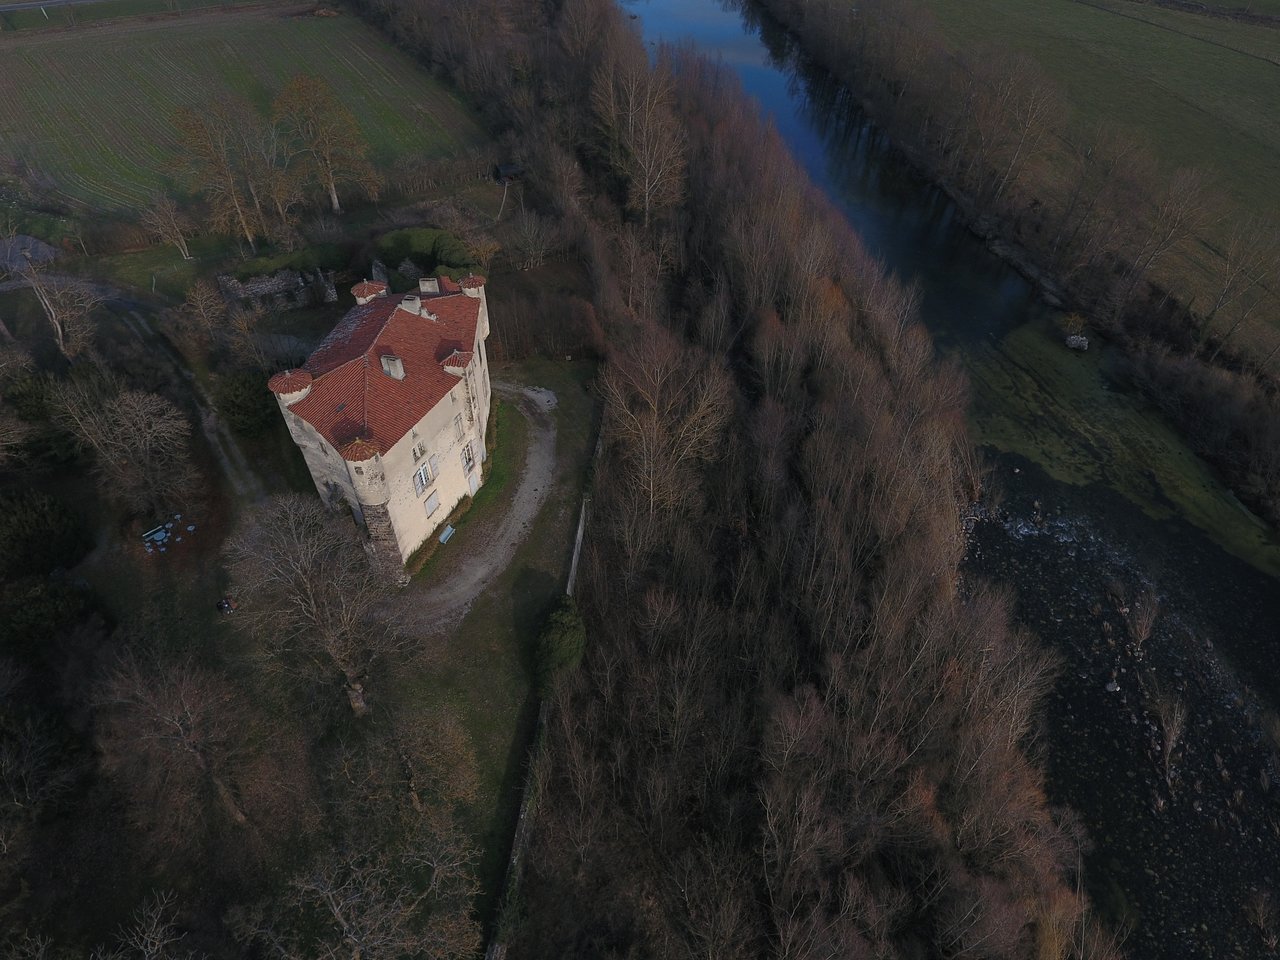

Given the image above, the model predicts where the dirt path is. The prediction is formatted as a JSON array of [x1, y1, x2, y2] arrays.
[[118, 309, 266, 502], [391, 382, 559, 632]]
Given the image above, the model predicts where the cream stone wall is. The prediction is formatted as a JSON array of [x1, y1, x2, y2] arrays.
[[374, 365, 489, 561], [276, 398, 366, 520]]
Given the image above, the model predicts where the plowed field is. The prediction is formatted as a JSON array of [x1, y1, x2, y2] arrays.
[[0, 5, 486, 211]]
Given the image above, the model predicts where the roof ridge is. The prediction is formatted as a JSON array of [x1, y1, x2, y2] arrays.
[[361, 355, 371, 441]]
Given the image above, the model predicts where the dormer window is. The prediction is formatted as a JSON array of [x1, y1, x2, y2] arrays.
[[380, 355, 405, 380]]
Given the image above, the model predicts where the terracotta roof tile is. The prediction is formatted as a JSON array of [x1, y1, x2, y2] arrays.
[[276, 282, 483, 460], [341, 437, 381, 461], [267, 368, 313, 394], [351, 279, 388, 299], [441, 350, 473, 372]]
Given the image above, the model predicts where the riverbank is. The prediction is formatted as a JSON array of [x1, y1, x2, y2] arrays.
[[968, 455, 1280, 959], [742, 0, 1280, 535]]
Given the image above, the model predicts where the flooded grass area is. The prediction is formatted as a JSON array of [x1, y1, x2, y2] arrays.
[[958, 315, 1280, 578]]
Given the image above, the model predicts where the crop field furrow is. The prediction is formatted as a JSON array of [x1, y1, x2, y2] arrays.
[[0, 8, 486, 212], [350, 45, 469, 154], [37, 50, 159, 203]]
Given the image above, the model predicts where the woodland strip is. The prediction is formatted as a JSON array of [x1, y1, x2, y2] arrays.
[[350, 0, 1122, 956], [751, 0, 1280, 528]]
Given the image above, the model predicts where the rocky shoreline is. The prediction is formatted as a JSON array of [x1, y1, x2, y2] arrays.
[[966, 456, 1280, 959]]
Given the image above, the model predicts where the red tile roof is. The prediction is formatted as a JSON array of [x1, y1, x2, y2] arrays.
[[441, 350, 473, 372], [279, 287, 482, 460], [268, 368, 313, 394], [341, 438, 382, 461], [352, 279, 388, 300]]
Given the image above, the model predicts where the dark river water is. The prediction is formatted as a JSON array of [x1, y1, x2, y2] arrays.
[[625, 1, 1280, 956]]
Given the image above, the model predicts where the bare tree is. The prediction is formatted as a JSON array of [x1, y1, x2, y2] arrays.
[[226, 301, 270, 371], [95, 648, 251, 842], [242, 118, 306, 246], [510, 209, 559, 270], [0, 704, 77, 884], [49, 375, 199, 514], [274, 74, 381, 215], [598, 326, 732, 530], [1048, 125, 1146, 281], [13, 892, 201, 960], [1202, 220, 1280, 364], [0, 348, 32, 465], [226, 494, 403, 714], [396, 707, 481, 811], [173, 103, 261, 253], [591, 50, 687, 226], [114, 891, 196, 960], [990, 61, 1058, 206], [1123, 585, 1159, 652], [0, 231, 103, 359], [140, 194, 194, 261], [231, 813, 480, 960], [1247, 890, 1277, 952], [0, 405, 29, 467], [166, 278, 227, 351], [1112, 168, 1212, 321], [1149, 687, 1187, 788]]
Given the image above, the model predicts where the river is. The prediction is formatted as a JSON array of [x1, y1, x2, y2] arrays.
[[625, 1, 1280, 957]]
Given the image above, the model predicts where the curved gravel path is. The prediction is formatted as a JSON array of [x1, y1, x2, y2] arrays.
[[391, 381, 559, 631]]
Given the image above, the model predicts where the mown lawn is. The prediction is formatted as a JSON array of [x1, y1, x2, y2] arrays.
[[0, 4, 487, 211], [920, 0, 1280, 340], [390, 359, 598, 930]]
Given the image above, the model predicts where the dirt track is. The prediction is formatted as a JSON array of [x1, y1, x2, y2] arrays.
[[391, 382, 559, 631]]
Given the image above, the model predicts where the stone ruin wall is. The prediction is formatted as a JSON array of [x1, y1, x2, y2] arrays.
[[217, 268, 338, 311]]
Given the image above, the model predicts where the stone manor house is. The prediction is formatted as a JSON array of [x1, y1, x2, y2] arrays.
[[268, 274, 493, 564]]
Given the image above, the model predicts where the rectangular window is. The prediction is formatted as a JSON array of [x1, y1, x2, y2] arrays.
[[454, 413, 464, 441], [461, 441, 475, 473], [412, 442, 427, 463], [424, 490, 440, 516], [413, 464, 430, 496]]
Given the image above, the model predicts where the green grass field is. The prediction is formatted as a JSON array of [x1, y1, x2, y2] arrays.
[[0, 5, 487, 211], [920, 0, 1280, 340]]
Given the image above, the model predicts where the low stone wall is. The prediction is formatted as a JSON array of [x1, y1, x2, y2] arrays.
[[217, 268, 337, 311]]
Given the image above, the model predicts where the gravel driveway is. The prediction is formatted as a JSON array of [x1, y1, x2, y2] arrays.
[[391, 381, 560, 630]]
